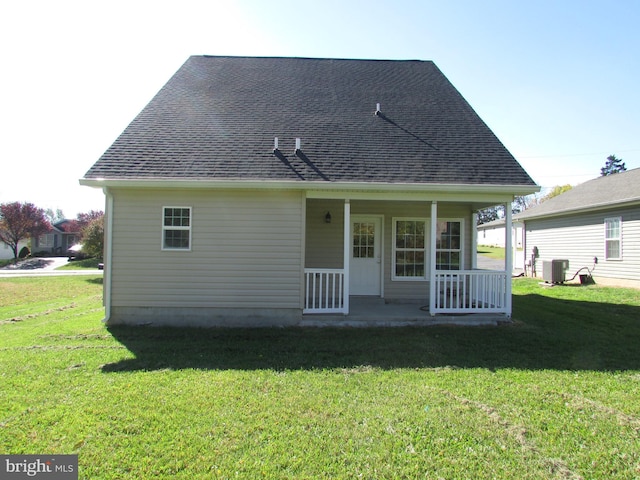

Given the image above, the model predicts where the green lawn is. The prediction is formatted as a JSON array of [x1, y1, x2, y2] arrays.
[[56, 257, 103, 270], [1, 276, 639, 479], [477, 245, 506, 259]]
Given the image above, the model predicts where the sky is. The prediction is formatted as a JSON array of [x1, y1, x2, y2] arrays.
[[1, 0, 638, 218]]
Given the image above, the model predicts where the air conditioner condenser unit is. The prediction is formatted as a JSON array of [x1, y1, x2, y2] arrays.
[[542, 259, 569, 284]]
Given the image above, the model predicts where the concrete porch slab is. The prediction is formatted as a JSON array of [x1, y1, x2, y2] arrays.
[[300, 297, 509, 327]]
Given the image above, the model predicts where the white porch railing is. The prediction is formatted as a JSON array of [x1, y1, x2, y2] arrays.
[[304, 268, 346, 314], [434, 270, 508, 314]]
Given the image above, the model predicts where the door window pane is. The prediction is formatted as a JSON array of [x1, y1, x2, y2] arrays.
[[353, 222, 375, 258]]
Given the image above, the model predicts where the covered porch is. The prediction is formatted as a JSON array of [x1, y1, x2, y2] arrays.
[[303, 196, 515, 321]]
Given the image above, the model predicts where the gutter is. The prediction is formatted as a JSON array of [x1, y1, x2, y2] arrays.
[[80, 177, 540, 197]]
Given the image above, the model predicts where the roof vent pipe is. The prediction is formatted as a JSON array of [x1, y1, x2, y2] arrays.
[[375, 103, 381, 115], [295, 138, 301, 152], [273, 137, 279, 151]]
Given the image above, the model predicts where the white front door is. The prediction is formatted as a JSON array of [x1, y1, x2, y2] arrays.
[[350, 216, 382, 296]]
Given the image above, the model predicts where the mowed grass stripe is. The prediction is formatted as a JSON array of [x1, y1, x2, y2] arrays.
[[1, 276, 639, 478]]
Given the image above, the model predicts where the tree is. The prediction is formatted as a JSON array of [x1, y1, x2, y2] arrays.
[[476, 195, 533, 225], [80, 213, 104, 258], [0, 202, 52, 261], [45, 208, 65, 224], [541, 184, 572, 202], [76, 210, 103, 232], [600, 154, 626, 176], [476, 206, 501, 225]]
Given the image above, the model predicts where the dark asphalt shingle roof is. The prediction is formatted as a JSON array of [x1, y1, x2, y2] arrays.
[[84, 56, 536, 186], [515, 168, 640, 220]]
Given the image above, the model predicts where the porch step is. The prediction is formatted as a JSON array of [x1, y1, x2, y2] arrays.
[[300, 314, 509, 328], [301, 297, 509, 327]]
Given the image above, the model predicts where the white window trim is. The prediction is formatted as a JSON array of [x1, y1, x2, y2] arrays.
[[161, 206, 192, 251], [392, 217, 429, 281], [39, 234, 55, 248], [435, 218, 464, 271], [604, 216, 622, 261]]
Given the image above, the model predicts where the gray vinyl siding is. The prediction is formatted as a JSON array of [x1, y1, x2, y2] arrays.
[[305, 199, 472, 301], [525, 205, 640, 282], [110, 188, 304, 310]]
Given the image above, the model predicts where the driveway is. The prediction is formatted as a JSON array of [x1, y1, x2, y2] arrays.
[[476, 255, 506, 270], [0, 257, 103, 278]]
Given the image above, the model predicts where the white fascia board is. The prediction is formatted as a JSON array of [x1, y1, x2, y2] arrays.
[[79, 178, 539, 200]]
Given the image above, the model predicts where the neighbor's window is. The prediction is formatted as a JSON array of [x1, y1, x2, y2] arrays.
[[38, 234, 54, 248], [162, 207, 192, 250], [393, 218, 427, 280], [604, 217, 622, 260], [436, 220, 463, 270]]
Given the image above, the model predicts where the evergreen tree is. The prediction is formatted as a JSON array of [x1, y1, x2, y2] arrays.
[[600, 154, 626, 176]]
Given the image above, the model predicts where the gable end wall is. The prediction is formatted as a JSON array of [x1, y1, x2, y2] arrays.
[[108, 188, 304, 326]]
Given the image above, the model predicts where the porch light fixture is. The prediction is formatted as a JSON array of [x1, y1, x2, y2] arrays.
[[325, 211, 332, 224]]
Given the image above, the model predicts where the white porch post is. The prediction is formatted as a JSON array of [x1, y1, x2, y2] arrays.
[[505, 201, 513, 318], [471, 212, 478, 270], [343, 199, 351, 315], [429, 201, 438, 316]]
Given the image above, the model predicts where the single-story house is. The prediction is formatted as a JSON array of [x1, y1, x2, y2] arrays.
[[80, 56, 538, 327], [31, 219, 80, 256], [477, 218, 509, 248], [477, 218, 525, 269], [515, 168, 640, 288], [1, 239, 28, 260]]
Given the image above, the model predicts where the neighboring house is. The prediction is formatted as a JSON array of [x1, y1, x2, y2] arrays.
[[80, 56, 538, 327], [31, 219, 80, 256], [515, 168, 640, 288], [477, 218, 525, 250], [0, 239, 28, 260], [477, 218, 525, 269]]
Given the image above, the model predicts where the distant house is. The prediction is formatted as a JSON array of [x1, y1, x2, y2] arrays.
[[31, 219, 79, 256], [477, 218, 524, 250], [80, 56, 538, 327], [0, 239, 28, 260], [515, 168, 640, 288], [477, 218, 525, 269]]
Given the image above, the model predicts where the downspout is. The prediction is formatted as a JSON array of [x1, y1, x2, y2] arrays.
[[102, 187, 114, 324]]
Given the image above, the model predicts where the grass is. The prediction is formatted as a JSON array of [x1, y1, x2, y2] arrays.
[[1, 277, 639, 479], [56, 258, 103, 270], [477, 245, 506, 260], [0, 259, 15, 268]]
